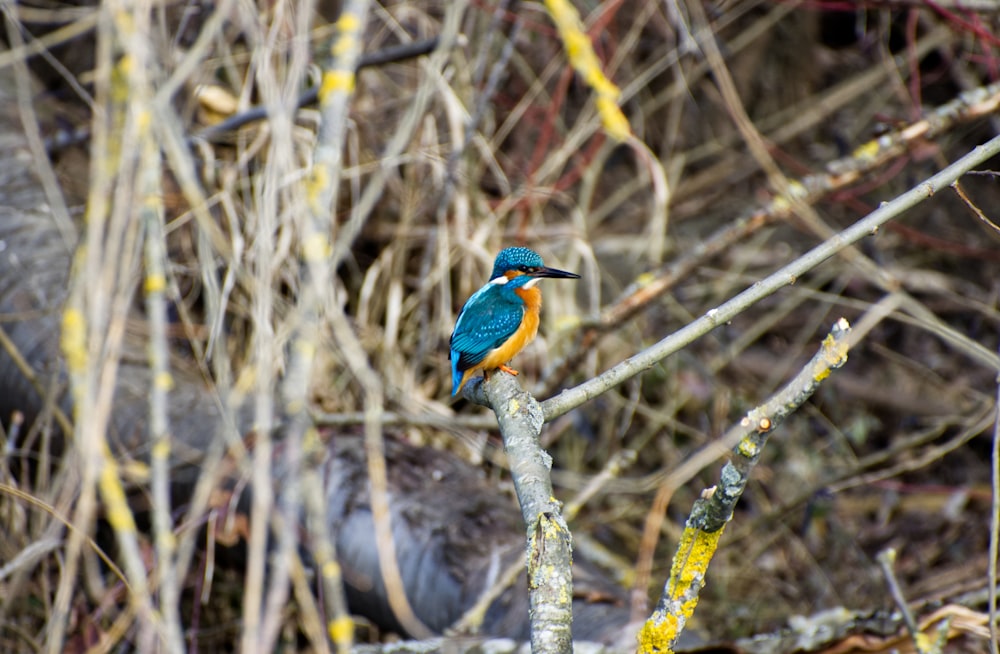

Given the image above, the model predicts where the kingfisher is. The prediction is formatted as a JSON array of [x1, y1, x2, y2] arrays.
[[450, 247, 580, 396]]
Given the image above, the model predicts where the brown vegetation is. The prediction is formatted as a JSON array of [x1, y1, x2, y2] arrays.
[[0, 1, 998, 652]]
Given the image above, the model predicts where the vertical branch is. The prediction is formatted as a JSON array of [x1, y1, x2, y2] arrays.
[[140, 132, 184, 653], [302, 0, 464, 643], [254, 0, 327, 644], [53, 5, 172, 646], [97, 0, 178, 647], [45, 11, 116, 651], [239, 178, 277, 653], [294, 0, 383, 648], [240, 1, 309, 649], [464, 374, 574, 654]]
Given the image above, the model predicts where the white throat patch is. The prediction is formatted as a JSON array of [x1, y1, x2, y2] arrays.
[[522, 277, 541, 289]]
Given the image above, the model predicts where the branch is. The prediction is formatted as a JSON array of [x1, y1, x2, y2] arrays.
[[294, 1, 393, 649], [543, 0, 631, 141], [542, 35, 994, 397], [541, 134, 1000, 421], [463, 373, 574, 654], [191, 37, 441, 144], [638, 318, 852, 653]]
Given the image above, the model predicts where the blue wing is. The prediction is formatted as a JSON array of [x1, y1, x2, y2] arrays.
[[450, 284, 524, 379]]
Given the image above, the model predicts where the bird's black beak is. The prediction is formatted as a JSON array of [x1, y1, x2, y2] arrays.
[[530, 266, 580, 280]]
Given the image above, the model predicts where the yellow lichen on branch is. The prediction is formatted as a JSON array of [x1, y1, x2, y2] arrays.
[[317, 10, 365, 105], [319, 69, 356, 100], [60, 307, 88, 377], [99, 454, 140, 535], [638, 526, 725, 653], [543, 0, 631, 141], [328, 615, 354, 648], [819, 324, 850, 374]]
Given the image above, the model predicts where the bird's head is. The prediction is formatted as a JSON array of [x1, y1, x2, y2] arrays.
[[488, 247, 580, 286]]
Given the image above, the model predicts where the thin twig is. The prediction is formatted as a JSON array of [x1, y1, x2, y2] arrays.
[[876, 549, 921, 639], [952, 179, 1000, 236], [255, 0, 325, 646], [55, 13, 171, 650], [238, 4, 291, 646]]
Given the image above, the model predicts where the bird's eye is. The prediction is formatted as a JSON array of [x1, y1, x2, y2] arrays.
[[518, 264, 530, 272]]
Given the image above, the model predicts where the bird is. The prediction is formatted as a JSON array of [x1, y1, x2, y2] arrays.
[[450, 247, 580, 396]]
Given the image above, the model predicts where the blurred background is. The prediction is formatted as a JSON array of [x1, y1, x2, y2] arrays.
[[0, 1, 998, 651]]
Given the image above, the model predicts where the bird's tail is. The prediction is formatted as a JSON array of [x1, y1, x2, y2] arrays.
[[450, 354, 465, 396]]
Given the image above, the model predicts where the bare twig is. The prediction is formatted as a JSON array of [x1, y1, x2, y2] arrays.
[[49, 9, 174, 649], [877, 549, 951, 654], [876, 549, 921, 639], [952, 179, 1000, 236]]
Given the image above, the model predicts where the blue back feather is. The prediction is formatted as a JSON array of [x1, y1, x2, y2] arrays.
[[450, 275, 535, 394]]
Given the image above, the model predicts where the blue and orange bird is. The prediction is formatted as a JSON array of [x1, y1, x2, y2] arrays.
[[450, 247, 580, 396]]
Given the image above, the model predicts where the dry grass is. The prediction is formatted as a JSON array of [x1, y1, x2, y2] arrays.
[[1, 0, 999, 651]]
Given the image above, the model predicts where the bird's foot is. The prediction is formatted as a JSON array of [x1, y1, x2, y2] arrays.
[[499, 364, 520, 376]]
